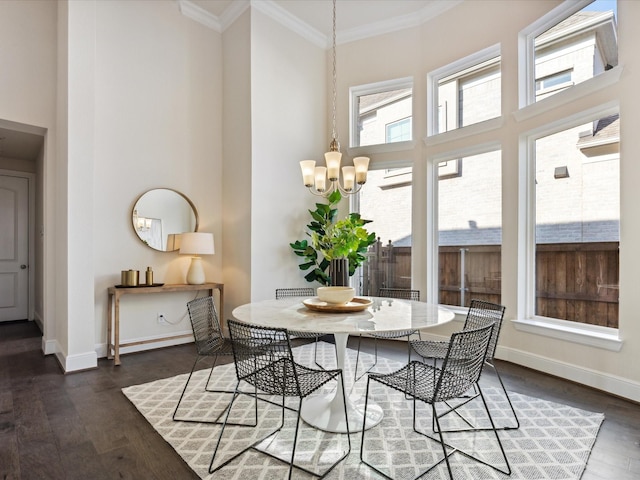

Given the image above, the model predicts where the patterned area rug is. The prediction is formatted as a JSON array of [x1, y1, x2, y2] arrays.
[[122, 342, 604, 479]]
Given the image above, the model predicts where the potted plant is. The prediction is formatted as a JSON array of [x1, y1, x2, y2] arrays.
[[290, 191, 376, 286]]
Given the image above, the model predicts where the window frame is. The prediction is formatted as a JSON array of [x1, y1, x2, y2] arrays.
[[518, 0, 607, 109], [349, 76, 414, 153], [427, 43, 502, 139], [426, 141, 502, 314], [535, 68, 574, 94], [386, 117, 412, 143], [516, 102, 622, 351]]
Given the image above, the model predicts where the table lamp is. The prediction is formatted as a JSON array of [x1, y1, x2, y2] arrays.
[[179, 232, 215, 285]]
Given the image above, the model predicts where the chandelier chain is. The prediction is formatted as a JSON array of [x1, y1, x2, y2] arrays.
[[331, 0, 338, 146], [298, 0, 369, 197]]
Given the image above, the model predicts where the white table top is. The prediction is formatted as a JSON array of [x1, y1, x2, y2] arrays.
[[231, 296, 455, 334]]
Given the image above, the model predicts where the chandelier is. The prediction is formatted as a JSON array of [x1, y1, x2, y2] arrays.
[[299, 0, 369, 197]]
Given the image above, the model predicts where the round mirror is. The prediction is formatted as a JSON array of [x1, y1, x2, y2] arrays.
[[131, 189, 198, 251]]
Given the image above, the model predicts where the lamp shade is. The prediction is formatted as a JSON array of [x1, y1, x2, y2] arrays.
[[179, 232, 215, 255]]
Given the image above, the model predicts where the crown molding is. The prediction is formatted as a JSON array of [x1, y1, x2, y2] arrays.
[[178, 0, 465, 47], [177, 0, 222, 31], [250, 0, 327, 48], [220, 0, 250, 31], [340, 0, 464, 45]]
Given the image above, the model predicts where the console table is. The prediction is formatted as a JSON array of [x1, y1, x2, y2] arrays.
[[107, 283, 223, 365]]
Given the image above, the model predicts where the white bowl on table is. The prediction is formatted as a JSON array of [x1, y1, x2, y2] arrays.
[[317, 286, 355, 305]]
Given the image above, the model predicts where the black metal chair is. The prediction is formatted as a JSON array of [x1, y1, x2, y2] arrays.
[[172, 296, 257, 426], [276, 287, 335, 369], [378, 287, 420, 301], [410, 299, 519, 430], [360, 322, 511, 480], [209, 319, 351, 479], [353, 288, 422, 381]]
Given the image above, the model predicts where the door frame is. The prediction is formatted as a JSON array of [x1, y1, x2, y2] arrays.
[[0, 169, 35, 322]]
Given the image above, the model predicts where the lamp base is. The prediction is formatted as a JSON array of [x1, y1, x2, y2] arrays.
[[186, 256, 206, 285]]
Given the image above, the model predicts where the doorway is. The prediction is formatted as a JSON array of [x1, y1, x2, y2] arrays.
[[0, 122, 44, 323], [0, 173, 32, 322]]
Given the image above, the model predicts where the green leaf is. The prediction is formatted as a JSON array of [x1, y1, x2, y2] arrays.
[[290, 187, 375, 285], [328, 190, 342, 204]]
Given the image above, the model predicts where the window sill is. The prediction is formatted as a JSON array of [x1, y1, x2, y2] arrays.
[[424, 116, 503, 147], [348, 140, 415, 157], [513, 66, 623, 123], [512, 317, 622, 352]]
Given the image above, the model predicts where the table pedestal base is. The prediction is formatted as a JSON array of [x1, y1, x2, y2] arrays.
[[300, 392, 383, 433], [300, 333, 383, 433]]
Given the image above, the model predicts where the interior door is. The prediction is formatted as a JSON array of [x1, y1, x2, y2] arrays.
[[0, 174, 29, 321]]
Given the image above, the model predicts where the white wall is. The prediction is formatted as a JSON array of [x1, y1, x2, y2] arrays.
[[0, 0, 58, 354], [249, 9, 327, 303], [65, 0, 97, 370], [90, 0, 223, 353], [222, 10, 252, 326]]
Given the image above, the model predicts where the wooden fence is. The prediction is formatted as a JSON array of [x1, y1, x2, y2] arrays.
[[362, 240, 619, 328]]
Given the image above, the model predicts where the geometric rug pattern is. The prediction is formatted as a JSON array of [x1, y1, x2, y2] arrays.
[[122, 342, 604, 479]]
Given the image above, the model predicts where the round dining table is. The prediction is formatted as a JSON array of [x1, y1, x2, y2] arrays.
[[232, 296, 455, 434]]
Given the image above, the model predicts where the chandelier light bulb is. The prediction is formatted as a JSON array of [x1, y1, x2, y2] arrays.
[[300, 160, 316, 187]]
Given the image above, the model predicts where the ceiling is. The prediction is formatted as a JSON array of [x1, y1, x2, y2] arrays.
[[2, 1, 446, 162], [193, 0, 443, 39]]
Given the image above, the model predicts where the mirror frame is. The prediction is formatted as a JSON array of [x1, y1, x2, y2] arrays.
[[131, 188, 199, 252]]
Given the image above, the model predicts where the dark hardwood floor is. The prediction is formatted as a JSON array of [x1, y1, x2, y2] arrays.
[[1, 319, 639, 479]]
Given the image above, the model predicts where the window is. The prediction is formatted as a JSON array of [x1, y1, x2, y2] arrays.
[[386, 117, 411, 143], [357, 167, 413, 295], [350, 78, 412, 148], [429, 45, 501, 136], [530, 113, 619, 327], [437, 149, 502, 307], [535, 69, 573, 93], [523, 0, 618, 106]]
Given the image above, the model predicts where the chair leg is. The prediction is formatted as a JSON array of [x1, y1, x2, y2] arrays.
[[431, 362, 520, 433], [312, 336, 322, 369], [432, 403, 456, 480], [287, 399, 304, 480], [173, 354, 257, 427], [228, 377, 349, 479], [354, 335, 378, 382], [423, 388, 511, 477], [209, 381, 287, 475], [476, 386, 511, 475], [172, 355, 202, 422], [487, 361, 520, 430], [208, 381, 243, 473], [362, 375, 449, 480], [360, 377, 395, 479]]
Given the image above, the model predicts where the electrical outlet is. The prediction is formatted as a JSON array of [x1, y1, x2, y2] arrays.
[[157, 313, 167, 325]]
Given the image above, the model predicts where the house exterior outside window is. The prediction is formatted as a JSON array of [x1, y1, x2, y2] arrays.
[[350, 78, 413, 148]]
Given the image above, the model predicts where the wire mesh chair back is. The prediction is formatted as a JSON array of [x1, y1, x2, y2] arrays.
[[378, 288, 420, 301], [463, 299, 506, 362], [275, 287, 315, 299], [274, 287, 334, 370], [186, 296, 225, 356], [433, 322, 494, 403], [228, 320, 304, 397]]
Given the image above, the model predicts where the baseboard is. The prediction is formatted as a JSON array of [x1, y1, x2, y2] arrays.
[[64, 350, 98, 372], [95, 330, 195, 359], [42, 337, 58, 355], [50, 341, 98, 373], [498, 346, 640, 403]]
